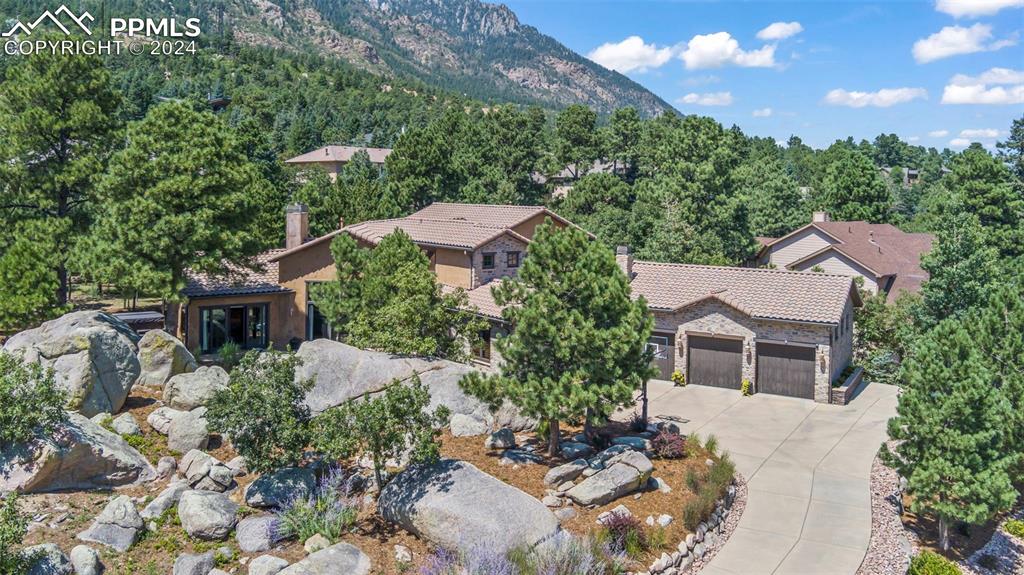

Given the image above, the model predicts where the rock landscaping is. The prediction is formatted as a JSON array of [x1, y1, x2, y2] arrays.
[[76, 495, 144, 551], [136, 329, 198, 389], [164, 365, 229, 410]]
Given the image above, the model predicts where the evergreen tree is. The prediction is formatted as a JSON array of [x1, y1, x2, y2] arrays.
[[292, 169, 344, 238], [0, 221, 65, 332], [315, 230, 486, 359], [460, 221, 655, 456], [553, 172, 633, 248], [0, 45, 121, 317], [555, 104, 601, 179], [917, 212, 997, 329], [817, 144, 891, 222], [996, 115, 1024, 180], [882, 319, 1017, 551], [734, 158, 807, 238], [944, 144, 1024, 259], [84, 102, 270, 301], [607, 107, 642, 179]]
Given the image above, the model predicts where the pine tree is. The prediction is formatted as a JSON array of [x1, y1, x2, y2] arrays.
[[882, 319, 1016, 551], [84, 102, 270, 301], [0, 45, 121, 318], [734, 158, 807, 238], [996, 115, 1024, 181], [460, 221, 655, 456], [945, 145, 1023, 259], [917, 212, 997, 329], [555, 105, 601, 179], [818, 144, 891, 222]]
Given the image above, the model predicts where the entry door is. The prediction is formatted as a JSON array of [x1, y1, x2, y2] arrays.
[[687, 336, 743, 389], [756, 342, 816, 399]]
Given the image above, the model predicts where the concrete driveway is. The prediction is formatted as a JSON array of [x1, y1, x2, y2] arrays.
[[640, 380, 898, 575]]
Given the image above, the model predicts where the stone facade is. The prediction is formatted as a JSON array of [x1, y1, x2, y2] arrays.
[[652, 299, 852, 404], [471, 235, 528, 288]]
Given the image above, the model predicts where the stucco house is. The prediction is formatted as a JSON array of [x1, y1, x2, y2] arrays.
[[756, 212, 933, 302], [169, 203, 570, 358], [284, 145, 393, 181], [620, 247, 860, 403]]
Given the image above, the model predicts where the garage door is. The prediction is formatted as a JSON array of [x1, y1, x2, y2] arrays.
[[756, 342, 815, 399], [687, 336, 742, 389]]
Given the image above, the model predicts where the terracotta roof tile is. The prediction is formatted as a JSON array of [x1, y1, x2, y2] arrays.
[[629, 261, 856, 324], [343, 218, 527, 250], [182, 249, 291, 298], [447, 282, 507, 320], [409, 203, 549, 228], [284, 146, 392, 165]]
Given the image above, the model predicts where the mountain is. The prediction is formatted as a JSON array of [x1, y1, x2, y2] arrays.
[[220, 0, 674, 115]]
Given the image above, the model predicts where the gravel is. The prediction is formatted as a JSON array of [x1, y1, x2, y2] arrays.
[[959, 510, 1024, 575], [856, 453, 910, 575]]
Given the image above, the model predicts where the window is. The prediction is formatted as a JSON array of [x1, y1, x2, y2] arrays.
[[507, 251, 520, 268], [472, 328, 492, 363], [482, 252, 495, 270], [200, 303, 269, 353], [306, 281, 335, 341]]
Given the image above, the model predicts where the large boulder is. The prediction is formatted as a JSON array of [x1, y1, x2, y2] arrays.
[[2, 311, 141, 417], [77, 495, 144, 552], [164, 366, 229, 411], [69, 545, 103, 575], [147, 406, 185, 435], [136, 329, 197, 389], [378, 459, 559, 555], [245, 467, 316, 509], [278, 543, 370, 575], [0, 413, 155, 493], [250, 555, 290, 575], [141, 481, 189, 520], [295, 340, 533, 430], [173, 552, 214, 575], [24, 543, 72, 575], [566, 450, 654, 506], [178, 490, 238, 540], [167, 408, 209, 453], [236, 515, 284, 553]]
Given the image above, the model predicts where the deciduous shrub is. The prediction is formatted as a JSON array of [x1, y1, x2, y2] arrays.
[[907, 551, 961, 575], [597, 510, 648, 558], [0, 494, 32, 573], [206, 350, 313, 473], [0, 352, 66, 448], [651, 430, 686, 459], [1005, 519, 1024, 539], [275, 467, 358, 542]]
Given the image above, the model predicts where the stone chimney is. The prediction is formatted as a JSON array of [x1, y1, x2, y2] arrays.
[[285, 204, 309, 249], [813, 211, 830, 223], [616, 245, 634, 279]]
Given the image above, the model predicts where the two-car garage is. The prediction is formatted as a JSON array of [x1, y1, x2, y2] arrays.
[[685, 335, 816, 400]]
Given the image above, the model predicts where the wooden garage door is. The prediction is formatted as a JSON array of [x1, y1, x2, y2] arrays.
[[687, 336, 742, 390], [756, 343, 815, 399]]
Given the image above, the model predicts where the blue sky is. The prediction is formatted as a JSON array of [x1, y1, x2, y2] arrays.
[[505, 0, 1024, 150]]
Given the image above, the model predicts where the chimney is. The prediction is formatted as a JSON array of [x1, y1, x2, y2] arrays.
[[813, 211, 830, 223], [285, 204, 309, 249], [616, 245, 634, 279]]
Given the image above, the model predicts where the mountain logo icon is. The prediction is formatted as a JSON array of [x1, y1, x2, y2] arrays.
[[1, 5, 94, 37]]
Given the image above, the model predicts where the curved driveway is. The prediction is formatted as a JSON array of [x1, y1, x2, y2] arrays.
[[642, 380, 898, 575]]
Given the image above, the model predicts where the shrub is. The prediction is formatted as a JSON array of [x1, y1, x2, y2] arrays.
[[0, 494, 32, 573], [671, 370, 686, 387], [315, 375, 449, 487], [703, 434, 719, 457], [908, 551, 961, 575], [523, 532, 626, 575], [206, 350, 313, 473], [741, 379, 752, 396], [707, 454, 736, 494], [0, 352, 67, 448], [682, 496, 705, 531], [1005, 519, 1024, 539], [684, 468, 702, 492], [275, 467, 358, 542], [216, 340, 242, 371], [651, 430, 686, 459], [627, 411, 647, 433], [598, 510, 648, 558]]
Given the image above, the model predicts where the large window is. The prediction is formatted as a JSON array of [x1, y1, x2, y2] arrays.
[[200, 303, 269, 353], [305, 281, 335, 341], [472, 328, 492, 363]]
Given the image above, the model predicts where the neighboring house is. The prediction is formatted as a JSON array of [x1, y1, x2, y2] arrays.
[[534, 159, 626, 198], [756, 212, 933, 302], [619, 247, 860, 403], [879, 166, 920, 186], [284, 145, 393, 181], [169, 203, 571, 361]]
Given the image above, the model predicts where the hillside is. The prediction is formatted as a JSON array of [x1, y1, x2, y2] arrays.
[[220, 0, 674, 115]]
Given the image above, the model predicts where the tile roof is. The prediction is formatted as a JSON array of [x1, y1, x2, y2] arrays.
[[629, 261, 857, 325], [409, 203, 551, 228], [445, 282, 507, 320], [343, 217, 529, 250], [182, 249, 292, 298], [284, 146, 392, 165]]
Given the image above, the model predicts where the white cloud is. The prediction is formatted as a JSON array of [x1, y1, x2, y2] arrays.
[[824, 87, 928, 108], [928, 129, 950, 137], [680, 32, 776, 69], [959, 128, 1000, 138], [949, 138, 973, 148], [677, 92, 734, 106], [942, 67, 1024, 104], [587, 36, 675, 73], [752, 107, 773, 117], [756, 22, 803, 41], [936, 0, 1024, 18], [912, 24, 1016, 63]]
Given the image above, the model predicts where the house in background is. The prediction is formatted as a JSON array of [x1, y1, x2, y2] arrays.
[[170, 203, 571, 362], [284, 145, 393, 181], [756, 212, 933, 302], [620, 247, 860, 403]]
